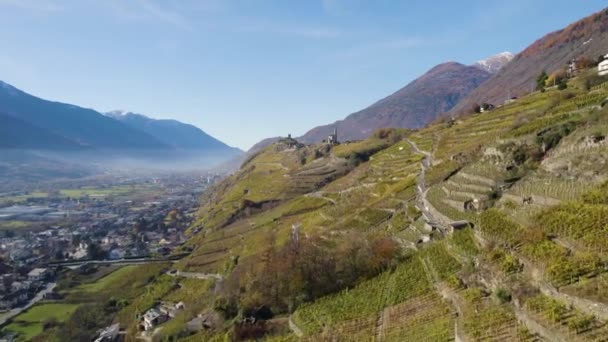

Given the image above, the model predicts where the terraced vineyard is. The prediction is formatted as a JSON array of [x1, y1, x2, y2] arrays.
[[97, 75, 608, 341], [524, 294, 608, 341]]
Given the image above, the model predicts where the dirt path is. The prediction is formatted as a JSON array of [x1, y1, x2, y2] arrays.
[[166, 270, 222, 281], [288, 315, 304, 337], [405, 139, 448, 233], [304, 191, 337, 204]]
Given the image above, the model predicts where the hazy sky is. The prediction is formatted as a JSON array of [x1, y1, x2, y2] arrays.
[[0, 0, 606, 150]]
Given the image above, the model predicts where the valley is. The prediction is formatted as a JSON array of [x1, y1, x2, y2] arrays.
[[10, 64, 602, 341], [1, 4, 608, 342]]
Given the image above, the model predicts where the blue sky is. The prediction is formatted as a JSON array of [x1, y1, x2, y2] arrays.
[[0, 0, 606, 150]]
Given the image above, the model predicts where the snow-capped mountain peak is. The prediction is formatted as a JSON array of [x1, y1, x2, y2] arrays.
[[474, 52, 514, 74]]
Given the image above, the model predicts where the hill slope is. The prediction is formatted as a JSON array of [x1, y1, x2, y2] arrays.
[[0, 112, 81, 149], [450, 7, 608, 115], [156, 74, 608, 341], [299, 60, 497, 143]]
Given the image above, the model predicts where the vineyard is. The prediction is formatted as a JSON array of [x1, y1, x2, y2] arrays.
[[537, 201, 608, 253], [420, 242, 462, 281], [479, 209, 524, 247], [524, 294, 608, 340], [292, 257, 432, 336]]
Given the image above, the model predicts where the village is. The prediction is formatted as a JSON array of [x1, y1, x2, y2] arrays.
[[0, 171, 222, 333]]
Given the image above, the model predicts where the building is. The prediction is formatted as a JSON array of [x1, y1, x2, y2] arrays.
[[328, 128, 338, 145], [27, 268, 49, 281], [567, 59, 579, 78], [141, 308, 167, 331], [598, 55, 608, 76]]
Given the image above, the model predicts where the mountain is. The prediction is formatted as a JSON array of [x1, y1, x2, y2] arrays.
[[473, 51, 514, 73], [106, 110, 241, 155], [0, 80, 167, 150], [0, 112, 81, 149], [450, 7, 608, 115], [299, 61, 494, 143]]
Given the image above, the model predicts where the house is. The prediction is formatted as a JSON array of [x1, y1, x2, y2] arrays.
[[598, 54, 608, 76], [479, 103, 495, 113], [27, 268, 49, 281], [108, 248, 125, 260], [141, 308, 168, 331], [139, 302, 185, 331]]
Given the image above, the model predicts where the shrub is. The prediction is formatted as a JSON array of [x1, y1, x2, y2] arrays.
[[495, 288, 512, 303]]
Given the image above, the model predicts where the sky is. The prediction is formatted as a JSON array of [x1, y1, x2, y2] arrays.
[[0, 0, 606, 150]]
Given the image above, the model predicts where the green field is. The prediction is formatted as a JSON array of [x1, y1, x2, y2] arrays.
[[4, 303, 79, 341], [74, 265, 137, 292], [0, 221, 31, 231], [0, 192, 49, 205]]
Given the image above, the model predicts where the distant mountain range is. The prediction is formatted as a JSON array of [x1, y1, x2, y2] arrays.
[[299, 52, 512, 143], [0, 80, 241, 166], [449, 7, 608, 115], [105, 110, 241, 154]]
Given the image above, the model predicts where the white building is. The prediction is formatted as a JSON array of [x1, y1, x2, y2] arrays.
[[141, 308, 167, 331], [599, 55, 608, 76], [27, 268, 49, 281]]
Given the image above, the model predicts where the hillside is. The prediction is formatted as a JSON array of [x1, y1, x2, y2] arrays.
[[106, 111, 241, 156], [0, 81, 168, 150], [0, 112, 81, 149], [450, 7, 608, 115], [299, 57, 505, 143], [106, 71, 608, 341]]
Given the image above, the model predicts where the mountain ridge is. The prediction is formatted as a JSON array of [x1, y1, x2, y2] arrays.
[[106, 110, 242, 154], [449, 7, 608, 115], [298, 58, 499, 143]]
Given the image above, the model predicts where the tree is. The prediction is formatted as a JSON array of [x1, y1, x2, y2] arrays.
[[575, 57, 592, 70], [536, 71, 548, 91], [87, 242, 106, 260], [472, 104, 482, 114], [546, 70, 567, 88]]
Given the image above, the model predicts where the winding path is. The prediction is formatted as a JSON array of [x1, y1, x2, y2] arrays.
[[405, 139, 450, 234]]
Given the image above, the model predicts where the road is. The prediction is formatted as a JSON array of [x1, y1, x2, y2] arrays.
[[0, 282, 57, 326]]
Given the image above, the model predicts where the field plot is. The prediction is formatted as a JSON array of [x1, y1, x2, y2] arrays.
[[4, 303, 79, 341]]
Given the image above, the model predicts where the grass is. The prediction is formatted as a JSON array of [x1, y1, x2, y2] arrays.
[[0, 192, 49, 205], [0, 220, 31, 230], [4, 303, 80, 341], [74, 265, 137, 292]]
